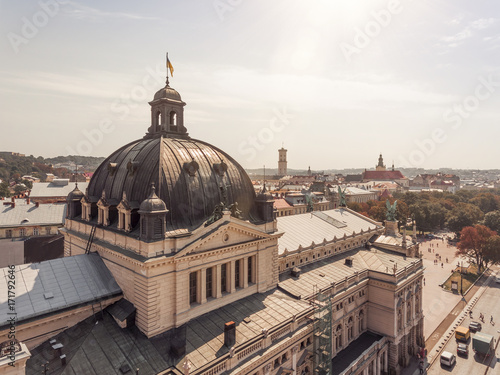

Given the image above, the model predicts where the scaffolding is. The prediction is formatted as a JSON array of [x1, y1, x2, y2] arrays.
[[313, 290, 332, 375]]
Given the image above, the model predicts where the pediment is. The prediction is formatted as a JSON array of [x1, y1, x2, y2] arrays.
[[175, 220, 275, 258]]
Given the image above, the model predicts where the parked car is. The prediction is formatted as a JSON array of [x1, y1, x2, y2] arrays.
[[495, 275, 500, 284], [457, 343, 469, 356], [469, 321, 482, 332]]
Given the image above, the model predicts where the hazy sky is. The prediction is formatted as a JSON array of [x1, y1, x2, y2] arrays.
[[1, 1, 499, 170]]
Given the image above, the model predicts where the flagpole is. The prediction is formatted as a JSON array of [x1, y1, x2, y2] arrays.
[[166, 52, 169, 85]]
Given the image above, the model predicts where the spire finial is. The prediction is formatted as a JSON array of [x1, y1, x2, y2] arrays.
[[263, 165, 267, 193]]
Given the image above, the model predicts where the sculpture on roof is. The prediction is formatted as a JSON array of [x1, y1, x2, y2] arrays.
[[338, 186, 347, 207], [386, 199, 398, 221]]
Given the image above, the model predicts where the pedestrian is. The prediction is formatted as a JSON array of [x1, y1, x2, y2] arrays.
[[491, 315, 494, 323], [419, 360, 424, 374], [423, 278, 426, 286], [441, 263, 443, 268], [437, 243, 439, 248]]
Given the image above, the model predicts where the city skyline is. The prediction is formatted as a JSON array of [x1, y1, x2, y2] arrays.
[[1, 1, 500, 170]]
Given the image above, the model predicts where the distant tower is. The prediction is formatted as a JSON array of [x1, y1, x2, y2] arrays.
[[376, 153, 386, 171], [278, 146, 287, 176]]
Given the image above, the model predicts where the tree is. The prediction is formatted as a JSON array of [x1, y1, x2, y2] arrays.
[[446, 203, 484, 237], [13, 184, 27, 195], [456, 225, 496, 271], [483, 235, 500, 266], [0, 182, 10, 198], [483, 210, 500, 233], [470, 193, 499, 213]]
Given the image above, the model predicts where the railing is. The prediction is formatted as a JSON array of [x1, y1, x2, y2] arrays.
[[194, 308, 314, 375]]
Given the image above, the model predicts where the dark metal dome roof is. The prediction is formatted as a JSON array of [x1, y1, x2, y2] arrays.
[[87, 135, 259, 231], [153, 85, 182, 101], [67, 184, 84, 201], [139, 183, 167, 213]]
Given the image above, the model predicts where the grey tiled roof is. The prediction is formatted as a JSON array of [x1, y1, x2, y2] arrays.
[[0, 200, 66, 227], [0, 253, 121, 327], [27, 289, 312, 374], [276, 208, 381, 254], [29, 181, 89, 198]]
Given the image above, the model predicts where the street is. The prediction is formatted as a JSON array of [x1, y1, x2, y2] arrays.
[[427, 269, 500, 375]]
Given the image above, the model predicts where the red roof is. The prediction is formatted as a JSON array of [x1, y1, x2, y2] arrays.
[[362, 170, 405, 180], [273, 199, 292, 209]]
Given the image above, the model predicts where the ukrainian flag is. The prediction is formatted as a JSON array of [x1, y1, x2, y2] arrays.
[[167, 57, 174, 77]]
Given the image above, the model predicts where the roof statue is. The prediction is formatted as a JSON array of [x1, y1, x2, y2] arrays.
[[305, 193, 314, 212], [338, 186, 347, 207], [385, 199, 397, 222]]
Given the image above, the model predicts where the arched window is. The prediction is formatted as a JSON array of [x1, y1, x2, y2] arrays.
[[156, 111, 162, 126], [169, 111, 177, 125], [397, 309, 403, 331], [335, 325, 342, 350], [359, 310, 365, 333], [407, 301, 412, 322], [348, 317, 354, 340]]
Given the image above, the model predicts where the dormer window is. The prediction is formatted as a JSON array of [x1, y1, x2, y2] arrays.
[[117, 192, 132, 232], [97, 191, 110, 226]]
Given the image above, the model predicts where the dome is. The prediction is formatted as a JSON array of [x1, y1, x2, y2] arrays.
[[86, 136, 259, 232], [67, 184, 84, 201], [153, 85, 182, 101], [139, 183, 167, 213]]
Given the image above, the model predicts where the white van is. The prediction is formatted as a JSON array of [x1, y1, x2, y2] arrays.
[[440, 351, 456, 367]]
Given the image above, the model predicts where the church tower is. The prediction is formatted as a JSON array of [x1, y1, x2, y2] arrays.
[[376, 153, 386, 171], [147, 77, 188, 138], [278, 146, 287, 176]]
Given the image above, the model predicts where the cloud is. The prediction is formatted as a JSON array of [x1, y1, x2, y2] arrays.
[[470, 18, 495, 30], [62, 1, 158, 21], [440, 18, 497, 48]]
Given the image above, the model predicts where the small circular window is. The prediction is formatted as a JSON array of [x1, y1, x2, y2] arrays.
[[223, 233, 229, 242]]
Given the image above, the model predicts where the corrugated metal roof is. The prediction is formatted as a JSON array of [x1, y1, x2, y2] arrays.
[[277, 208, 380, 254], [29, 182, 89, 198], [87, 136, 259, 231], [0, 200, 66, 227], [279, 247, 419, 299], [0, 253, 121, 326]]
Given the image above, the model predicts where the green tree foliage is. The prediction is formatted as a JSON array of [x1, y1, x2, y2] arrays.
[[483, 210, 500, 233], [483, 235, 500, 266], [0, 182, 10, 198], [457, 225, 496, 271], [470, 192, 499, 213], [446, 203, 484, 236]]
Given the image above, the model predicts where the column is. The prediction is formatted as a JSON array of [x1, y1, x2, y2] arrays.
[[200, 268, 207, 304], [215, 264, 222, 298], [230, 260, 236, 293], [243, 257, 249, 288], [291, 346, 298, 375], [376, 351, 380, 375], [384, 350, 388, 372]]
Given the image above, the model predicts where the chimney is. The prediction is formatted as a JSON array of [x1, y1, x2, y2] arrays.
[[26, 197, 30, 205], [11, 202, 15, 209], [11, 197, 15, 202], [35, 201, 40, 208], [60, 354, 66, 366], [224, 321, 236, 347]]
